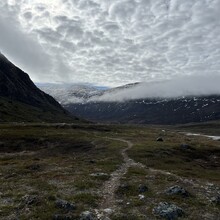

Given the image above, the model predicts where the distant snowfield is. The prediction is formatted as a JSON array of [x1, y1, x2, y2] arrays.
[[184, 132, 220, 141]]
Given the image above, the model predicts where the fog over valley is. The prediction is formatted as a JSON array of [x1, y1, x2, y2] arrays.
[[39, 75, 220, 104]]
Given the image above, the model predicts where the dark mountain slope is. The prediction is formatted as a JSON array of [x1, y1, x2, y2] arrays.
[[38, 81, 220, 125], [0, 53, 78, 122], [65, 96, 220, 125]]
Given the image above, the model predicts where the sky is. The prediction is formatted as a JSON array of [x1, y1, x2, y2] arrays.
[[1, 0, 220, 87]]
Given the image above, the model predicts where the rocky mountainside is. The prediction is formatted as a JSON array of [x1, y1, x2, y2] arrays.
[[38, 83, 104, 105], [38, 82, 140, 104], [0, 53, 78, 122], [40, 83, 220, 125], [66, 96, 220, 124]]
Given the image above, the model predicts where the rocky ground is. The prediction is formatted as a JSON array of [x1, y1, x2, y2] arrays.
[[0, 123, 219, 219]]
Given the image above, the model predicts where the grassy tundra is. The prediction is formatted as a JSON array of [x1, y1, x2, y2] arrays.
[[0, 123, 219, 219]]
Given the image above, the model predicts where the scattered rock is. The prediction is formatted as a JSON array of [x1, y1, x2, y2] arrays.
[[89, 160, 96, 164], [55, 199, 76, 211], [153, 202, 184, 219], [1, 197, 13, 205], [21, 195, 40, 206], [138, 184, 148, 193], [211, 195, 220, 205], [157, 137, 164, 142], [138, 194, 145, 200], [80, 211, 97, 220], [165, 185, 189, 197], [103, 208, 113, 215]]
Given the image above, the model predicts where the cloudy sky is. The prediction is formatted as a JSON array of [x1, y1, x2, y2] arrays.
[[1, 0, 220, 87]]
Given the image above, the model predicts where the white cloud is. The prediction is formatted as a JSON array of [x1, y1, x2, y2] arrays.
[[0, 11, 53, 82], [89, 75, 220, 102], [1, 0, 220, 87]]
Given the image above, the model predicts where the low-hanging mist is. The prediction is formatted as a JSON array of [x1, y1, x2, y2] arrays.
[[39, 75, 220, 104], [91, 75, 220, 102]]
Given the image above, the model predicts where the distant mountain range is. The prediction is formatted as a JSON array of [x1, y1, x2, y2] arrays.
[[39, 83, 220, 125], [0, 53, 78, 122]]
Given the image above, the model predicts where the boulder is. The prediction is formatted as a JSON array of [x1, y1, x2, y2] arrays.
[[211, 195, 220, 205], [80, 211, 97, 220], [157, 137, 164, 142], [55, 199, 76, 211], [21, 195, 40, 206], [153, 202, 184, 219], [138, 184, 148, 193], [165, 185, 189, 197]]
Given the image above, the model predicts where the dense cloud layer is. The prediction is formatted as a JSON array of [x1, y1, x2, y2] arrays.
[[90, 75, 220, 102], [39, 75, 220, 104], [1, 0, 220, 87]]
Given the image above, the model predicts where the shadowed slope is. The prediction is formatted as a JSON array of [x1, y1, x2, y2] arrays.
[[0, 53, 78, 122]]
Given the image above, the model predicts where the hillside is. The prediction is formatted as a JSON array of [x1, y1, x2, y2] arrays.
[[0, 53, 78, 122], [39, 83, 220, 125]]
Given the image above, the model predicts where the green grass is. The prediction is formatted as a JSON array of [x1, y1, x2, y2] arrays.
[[0, 97, 78, 123], [0, 123, 126, 219], [0, 123, 219, 219]]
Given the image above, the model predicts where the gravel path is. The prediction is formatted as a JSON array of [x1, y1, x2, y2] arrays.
[[95, 138, 219, 220], [95, 138, 144, 219]]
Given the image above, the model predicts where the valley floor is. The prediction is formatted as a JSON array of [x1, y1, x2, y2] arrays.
[[0, 123, 219, 219]]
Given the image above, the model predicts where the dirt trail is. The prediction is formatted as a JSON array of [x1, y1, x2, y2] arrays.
[[95, 138, 219, 219], [95, 138, 143, 219]]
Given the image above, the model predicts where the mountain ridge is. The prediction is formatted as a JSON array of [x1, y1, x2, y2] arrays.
[[39, 83, 220, 125], [0, 53, 78, 122]]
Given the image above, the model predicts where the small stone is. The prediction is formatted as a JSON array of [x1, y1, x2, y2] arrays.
[[80, 211, 97, 220], [157, 137, 164, 142], [55, 199, 76, 211], [138, 194, 145, 200], [165, 185, 189, 197], [22, 195, 40, 206], [138, 184, 148, 193], [103, 208, 113, 214], [153, 202, 184, 219], [211, 195, 220, 205]]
